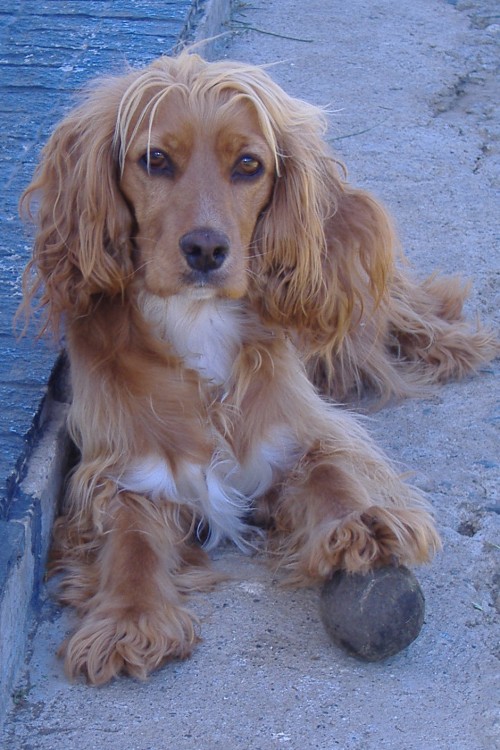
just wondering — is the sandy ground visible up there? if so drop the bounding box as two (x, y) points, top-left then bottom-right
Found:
(3, 1), (499, 748)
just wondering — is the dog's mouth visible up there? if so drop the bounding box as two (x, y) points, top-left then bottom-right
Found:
(181, 258), (233, 295)
(181, 271), (223, 296)
(181, 273), (247, 302)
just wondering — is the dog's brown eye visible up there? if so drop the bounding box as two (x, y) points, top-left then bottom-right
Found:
(233, 155), (263, 179)
(140, 149), (173, 176)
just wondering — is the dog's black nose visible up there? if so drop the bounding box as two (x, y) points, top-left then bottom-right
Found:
(179, 229), (229, 273)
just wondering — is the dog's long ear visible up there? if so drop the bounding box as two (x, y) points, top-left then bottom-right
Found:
(320, 184), (396, 348)
(20, 82), (134, 335)
(251, 95), (396, 348)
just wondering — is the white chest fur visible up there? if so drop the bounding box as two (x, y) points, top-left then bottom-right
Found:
(138, 292), (243, 384)
(116, 427), (299, 550)
(119, 293), (302, 547)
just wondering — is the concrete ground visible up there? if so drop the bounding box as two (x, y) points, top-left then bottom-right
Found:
(3, 0), (499, 748)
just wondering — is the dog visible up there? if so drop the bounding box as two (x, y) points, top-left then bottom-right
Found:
(21, 52), (497, 684)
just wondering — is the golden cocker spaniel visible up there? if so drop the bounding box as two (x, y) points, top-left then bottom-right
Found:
(21, 53), (497, 684)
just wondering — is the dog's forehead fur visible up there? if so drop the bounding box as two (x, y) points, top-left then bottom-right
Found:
(113, 53), (321, 172)
(122, 88), (273, 166)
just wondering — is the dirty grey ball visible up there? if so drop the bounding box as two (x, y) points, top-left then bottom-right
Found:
(320, 566), (425, 661)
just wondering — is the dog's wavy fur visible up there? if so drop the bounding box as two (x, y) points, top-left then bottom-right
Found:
(21, 53), (497, 684)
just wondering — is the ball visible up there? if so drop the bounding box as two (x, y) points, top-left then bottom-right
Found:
(320, 566), (425, 661)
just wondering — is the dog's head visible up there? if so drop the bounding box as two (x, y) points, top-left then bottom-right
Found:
(21, 53), (342, 333)
(116, 56), (279, 301)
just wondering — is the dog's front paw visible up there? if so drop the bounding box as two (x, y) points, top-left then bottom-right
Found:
(61, 605), (199, 684)
(301, 505), (440, 579)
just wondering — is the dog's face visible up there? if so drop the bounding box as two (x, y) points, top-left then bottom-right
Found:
(22, 54), (339, 333)
(119, 90), (276, 300)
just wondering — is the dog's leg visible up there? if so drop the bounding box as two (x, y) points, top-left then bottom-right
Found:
(57, 491), (206, 684)
(267, 409), (441, 583)
(387, 270), (499, 383)
(229, 333), (440, 583)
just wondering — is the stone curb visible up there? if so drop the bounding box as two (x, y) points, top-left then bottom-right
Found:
(0, 0), (232, 726)
(0, 363), (71, 723)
